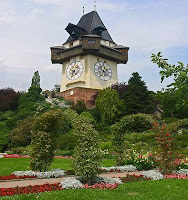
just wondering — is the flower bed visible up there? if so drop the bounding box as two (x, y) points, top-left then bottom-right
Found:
(101, 165), (137, 172)
(59, 177), (122, 189)
(120, 174), (151, 182)
(12, 169), (65, 179)
(0, 178), (120, 197)
(0, 183), (62, 197)
(143, 170), (163, 180)
(164, 174), (188, 179)
(0, 174), (36, 181)
(1, 154), (30, 158)
(0, 153), (73, 159)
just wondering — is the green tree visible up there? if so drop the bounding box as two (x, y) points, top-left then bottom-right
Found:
(123, 72), (155, 115)
(73, 117), (101, 185)
(18, 71), (44, 109)
(151, 52), (188, 89)
(151, 53), (188, 118)
(95, 87), (124, 125)
(156, 87), (188, 118)
(31, 71), (40, 88)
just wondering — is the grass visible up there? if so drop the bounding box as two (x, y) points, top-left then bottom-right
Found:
(1, 179), (188, 200)
(0, 158), (116, 176)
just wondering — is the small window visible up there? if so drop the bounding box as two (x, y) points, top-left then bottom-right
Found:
(122, 51), (126, 56)
(88, 40), (96, 44)
(69, 42), (73, 48)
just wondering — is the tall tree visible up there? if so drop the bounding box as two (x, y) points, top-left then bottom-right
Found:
(18, 71), (44, 108)
(95, 87), (124, 125)
(123, 72), (155, 115)
(31, 71), (40, 88)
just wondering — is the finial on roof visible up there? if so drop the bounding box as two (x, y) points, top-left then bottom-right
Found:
(94, 0), (97, 11)
(83, 6), (85, 16)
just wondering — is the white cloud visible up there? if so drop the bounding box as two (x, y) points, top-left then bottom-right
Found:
(30, 8), (44, 18)
(0, 0), (188, 91)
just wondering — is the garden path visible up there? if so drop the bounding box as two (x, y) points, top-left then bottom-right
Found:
(0, 171), (143, 189)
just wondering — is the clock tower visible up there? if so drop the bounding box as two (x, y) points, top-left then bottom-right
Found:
(50, 10), (129, 106)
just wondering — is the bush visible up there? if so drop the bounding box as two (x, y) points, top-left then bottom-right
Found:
(30, 109), (70, 172)
(153, 123), (177, 174)
(30, 131), (54, 172)
(115, 113), (155, 134)
(80, 112), (96, 125)
(71, 101), (87, 114)
(73, 117), (101, 185)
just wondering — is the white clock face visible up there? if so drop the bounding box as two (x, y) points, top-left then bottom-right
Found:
(66, 61), (84, 80)
(94, 61), (112, 81)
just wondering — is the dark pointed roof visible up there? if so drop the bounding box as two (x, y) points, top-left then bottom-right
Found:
(65, 11), (115, 44)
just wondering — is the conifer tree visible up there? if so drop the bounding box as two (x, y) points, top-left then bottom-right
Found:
(123, 72), (154, 115)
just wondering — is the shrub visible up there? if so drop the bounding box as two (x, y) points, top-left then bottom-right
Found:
(117, 113), (155, 133)
(30, 131), (54, 172)
(73, 117), (101, 185)
(30, 109), (69, 172)
(80, 111), (96, 125)
(153, 123), (177, 174)
(71, 101), (87, 114)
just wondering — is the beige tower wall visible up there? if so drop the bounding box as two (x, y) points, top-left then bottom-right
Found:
(60, 54), (118, 92)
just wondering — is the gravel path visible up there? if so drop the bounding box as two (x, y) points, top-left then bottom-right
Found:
(0, 171), (143, 189)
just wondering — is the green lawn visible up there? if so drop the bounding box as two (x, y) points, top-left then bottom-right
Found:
(0, 158), (116, 176)
(1, 179), (188, 200)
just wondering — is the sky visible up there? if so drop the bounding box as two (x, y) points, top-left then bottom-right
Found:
(0, 0), (188, 92)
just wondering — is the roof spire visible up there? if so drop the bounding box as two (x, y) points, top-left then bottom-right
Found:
(83, 6), (85, 16)
(94, 0), (97, 11)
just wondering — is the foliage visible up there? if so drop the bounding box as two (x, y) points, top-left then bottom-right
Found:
(123, 151), (158, 171)
(151, 52), (188, 89)
(123, 72), (155, 115)
(53, 84), (61, 92)
(31, 71), (40, 88)
(0, 88), (21, 112)
(113, 113), (155, 134)
(57, 132), (76, 152)
(80, 111), (96, 125)
(112, 114), (155, 166)
(0, 122), (10, 151)
(155, 87), (188, 118)
(111, 82), (129, 99)
(30, 110), (70, 172)
(167, 118), (188, 134)
(153, 123), (177, 174)
(71, 101), (87, 114)
(9, 119), (33, 148)
(30, 131), (55, 172)
(96, 87), (124, 125)
(73, 117), (101, 185)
